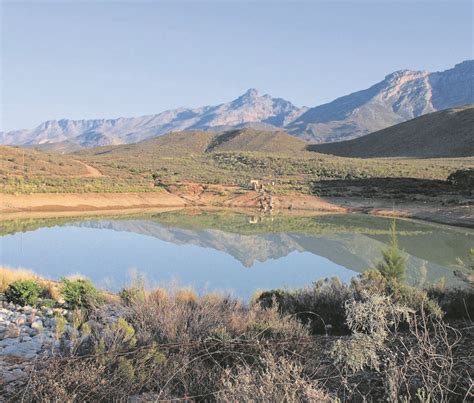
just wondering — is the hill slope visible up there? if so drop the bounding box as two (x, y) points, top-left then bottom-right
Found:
(309, 106), (474, 158)
(1, 61), (472, 148)
(0, 145), (89, 177)
(79, 128), (307, 158)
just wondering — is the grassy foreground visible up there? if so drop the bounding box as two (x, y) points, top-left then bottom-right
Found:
(1, 248), (473, 401)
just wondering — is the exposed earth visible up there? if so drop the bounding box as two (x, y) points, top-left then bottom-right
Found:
(1, 183), (472, 228)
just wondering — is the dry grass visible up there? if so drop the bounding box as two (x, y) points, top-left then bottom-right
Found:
(0, 266), (61, 301)
(1, 269), (472, 401)
(8, 284), (471, 402)
(0, 266), (38, 292)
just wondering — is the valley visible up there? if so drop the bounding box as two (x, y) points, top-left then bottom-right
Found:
(1, 120), (473, 227)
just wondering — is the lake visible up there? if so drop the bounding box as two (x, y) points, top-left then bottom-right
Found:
(1, 210), (472, 299)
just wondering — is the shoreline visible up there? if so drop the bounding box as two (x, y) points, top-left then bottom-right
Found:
(1, 191), (472, 228)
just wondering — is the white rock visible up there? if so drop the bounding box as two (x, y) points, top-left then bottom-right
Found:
(31, 320), (44, 335)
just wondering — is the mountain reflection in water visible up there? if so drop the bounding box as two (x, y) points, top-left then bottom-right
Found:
(1, 211), (472, 298)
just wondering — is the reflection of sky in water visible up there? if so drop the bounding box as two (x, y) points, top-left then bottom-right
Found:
(0, 226), (354, 299)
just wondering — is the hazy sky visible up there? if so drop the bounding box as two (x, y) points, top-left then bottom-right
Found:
(1, 0), (472, 131)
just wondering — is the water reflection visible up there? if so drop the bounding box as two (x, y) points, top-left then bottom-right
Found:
(1, 211), (472, 298)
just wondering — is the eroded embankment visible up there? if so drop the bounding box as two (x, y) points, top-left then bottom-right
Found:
(1, 190), (472, 228)
(0, 189), (347, 214)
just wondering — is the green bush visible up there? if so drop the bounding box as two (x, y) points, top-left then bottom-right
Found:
(4, 280), (43, 306)
(60, 278), (103, 309)
(376, 220), (406, 282)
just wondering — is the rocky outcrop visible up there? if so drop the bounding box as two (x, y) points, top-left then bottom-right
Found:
(0, 303), (61, 386)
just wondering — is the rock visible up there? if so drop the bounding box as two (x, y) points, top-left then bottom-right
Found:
(2, 368), (27, 383)
(27, 328), (37, 337)
(4, 323), (20, 338)
(0, 338), (18, 348)
(31, 320), (44, 334)
(3, 338), (42, 359)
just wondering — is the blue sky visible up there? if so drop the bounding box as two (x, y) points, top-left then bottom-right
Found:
(1, 0), (472, 131)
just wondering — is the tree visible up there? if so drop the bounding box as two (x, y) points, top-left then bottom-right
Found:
(376, 219), (406, 282)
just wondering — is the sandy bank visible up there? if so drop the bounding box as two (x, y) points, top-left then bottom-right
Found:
(1, 191), (471, 228)
(0, 192), (187, 213)
(0, 190), (346, 214)
(327, 197), (474, 228)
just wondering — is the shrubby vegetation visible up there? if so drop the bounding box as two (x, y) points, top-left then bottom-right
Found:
(4, 280), (44, 306)
(1, 225), (472, 401)
(2, 137), (473, 194)
(59, 278), (104, 309)
(6, 274), (470, 401)
(447, 167), (474, 191)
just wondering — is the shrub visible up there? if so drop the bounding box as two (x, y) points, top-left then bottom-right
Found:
(60, 278), (103, 309)
(353, 270), (443, 318)
(118, 286), (145, 305)
(255, 278), (352, 334)
(218, 350), (331, 401)
(1, 267), (35, 292)
(447, 168), (474, 190)
(376, 219), (406, 281)
(427, 287), (474, 320)
(4, 280), (43, 306)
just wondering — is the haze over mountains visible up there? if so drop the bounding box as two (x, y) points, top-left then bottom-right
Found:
(1, 60), (472, 149)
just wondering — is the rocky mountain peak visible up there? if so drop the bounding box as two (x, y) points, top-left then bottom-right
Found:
(383, 69), (428, 85)
(232, 88), (262, 106)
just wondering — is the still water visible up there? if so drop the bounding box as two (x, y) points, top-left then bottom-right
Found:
(1, 211), (472, 299)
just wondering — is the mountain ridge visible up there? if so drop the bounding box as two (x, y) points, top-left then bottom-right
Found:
(1, 60), (472, 148)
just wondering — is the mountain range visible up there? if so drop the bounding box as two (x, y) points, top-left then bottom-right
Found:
(1, 60), (472, 148)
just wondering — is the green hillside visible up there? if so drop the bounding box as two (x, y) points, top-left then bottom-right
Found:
(2, 127), (473, 194)
(206, 129), (307, 153)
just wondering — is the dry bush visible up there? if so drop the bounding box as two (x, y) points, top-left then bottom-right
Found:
(14, 290), (314, 401)
(331, 291), (468, 402)
(388, 313), (464, 402)
(126, 288), (309, 345)
(218, 350), (331, 402)
(8, 283), (473, 402)
(256, 277), (352, 334)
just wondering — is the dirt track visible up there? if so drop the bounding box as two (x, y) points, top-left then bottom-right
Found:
(74, 160), (103, 177)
